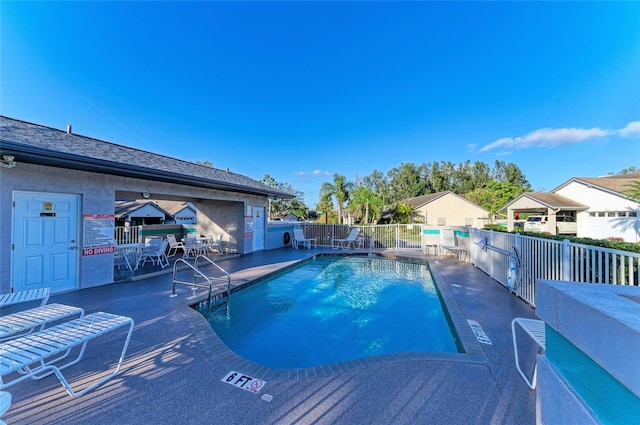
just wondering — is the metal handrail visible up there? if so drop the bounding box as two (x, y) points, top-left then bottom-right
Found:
(170, 259), (214, 318)
(195, 255), (232, 316)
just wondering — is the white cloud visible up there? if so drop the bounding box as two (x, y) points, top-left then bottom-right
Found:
(311, 169), (332, 176)
(617, 120), (640, 137)
(480, 126), (611, 152)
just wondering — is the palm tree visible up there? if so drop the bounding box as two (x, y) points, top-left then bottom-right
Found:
(391, 202), (418, 224)
(320, 174), (354, 224)
(349, 186), (383, 224)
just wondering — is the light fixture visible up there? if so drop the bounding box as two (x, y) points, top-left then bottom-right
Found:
(142, 192), (150, 199)
(0, 155), (16, 169)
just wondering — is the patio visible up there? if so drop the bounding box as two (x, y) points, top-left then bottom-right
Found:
(4, 248), (538, 424)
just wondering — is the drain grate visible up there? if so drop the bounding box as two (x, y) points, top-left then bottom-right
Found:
(467, 319), (492, 345)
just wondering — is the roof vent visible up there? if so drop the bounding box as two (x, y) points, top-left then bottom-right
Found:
(226, 167), (230, 173)
(66, 124), (72, 134)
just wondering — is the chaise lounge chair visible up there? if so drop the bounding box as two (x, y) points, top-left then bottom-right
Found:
(332, 228), (360, 250)
(0, 312), (134, 397)
(292, 227), (316, 249)
(439, 228), (467, 261)
(0, 288), (84, 342)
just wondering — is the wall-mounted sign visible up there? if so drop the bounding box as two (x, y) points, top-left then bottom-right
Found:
(83, 214), (115, 256)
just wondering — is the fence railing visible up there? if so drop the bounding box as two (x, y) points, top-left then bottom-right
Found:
(301, 223), (424, 250)
(470, 228), (640, 306)
(114, 226), (142, 245)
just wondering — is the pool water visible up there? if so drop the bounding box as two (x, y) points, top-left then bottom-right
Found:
(207, 256), (459, 369)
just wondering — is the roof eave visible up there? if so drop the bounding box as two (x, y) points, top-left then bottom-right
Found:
(1, 142), (293, 199)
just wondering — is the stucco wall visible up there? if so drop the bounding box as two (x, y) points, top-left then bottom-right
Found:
(418, 194), (489, 228)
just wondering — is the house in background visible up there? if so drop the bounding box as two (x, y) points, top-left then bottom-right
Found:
(392, 191), (490, 228)
(115, 200), (174, 226)
(502, 173), (640, 242)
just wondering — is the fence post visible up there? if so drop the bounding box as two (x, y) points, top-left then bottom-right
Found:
(562, 238), (571, 281)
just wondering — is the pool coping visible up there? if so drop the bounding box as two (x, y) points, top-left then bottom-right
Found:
(191, 252), (488, 381)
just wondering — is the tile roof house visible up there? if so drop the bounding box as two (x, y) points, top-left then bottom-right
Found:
(386, 191), (490, 228)
(501, 173), (640, 241)
(0, 115), (292, 294)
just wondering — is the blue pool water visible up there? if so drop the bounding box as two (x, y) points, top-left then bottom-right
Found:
(208, 256), (459, 369)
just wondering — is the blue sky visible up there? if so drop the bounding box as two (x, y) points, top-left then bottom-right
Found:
(2, 1), (639, 207)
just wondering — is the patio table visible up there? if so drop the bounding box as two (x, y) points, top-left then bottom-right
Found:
(115, 243), (146, 271)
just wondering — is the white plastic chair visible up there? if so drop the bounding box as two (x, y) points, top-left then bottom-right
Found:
(138, 239), (169, 269)
(439, 228), (467, 261)
(166, 234), (185, 257)
(207, 234), (223, 255)
(332, 228), (360, 250)
(292, 227), (316, 249)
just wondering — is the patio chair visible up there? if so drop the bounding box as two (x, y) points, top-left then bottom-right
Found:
(332, 228), (360, 250)
(167, 234), (185, 257)
(0, 303), (84, 341)
(138, 238), (170, 269)
(512, 318), (546, 389)
(0, 288), (50, 309)
(183, 234), (206, 258)
(439, 228), (467, 261)
(292, 227), (316, 249)
(114, 248), (133, 272)
(207, 234), (223, 255)
(0, 312), (134, 397)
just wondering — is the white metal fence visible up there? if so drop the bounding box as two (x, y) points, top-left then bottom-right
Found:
(470, 228), (640, 306)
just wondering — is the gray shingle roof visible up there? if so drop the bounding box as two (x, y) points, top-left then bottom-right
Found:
(0, 116), (292, 199)
(560, 173), (640, 195)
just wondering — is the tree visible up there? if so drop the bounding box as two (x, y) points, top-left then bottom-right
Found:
(466, 180), (527, 220)
(261, 174), (308, 220)
(362, 169), (391, 206)
(194, 160), (214, 167)
(320, 174), (354, 224)
(387, 163), (428, 202)
(316, 193), (336, 223)
(389, 202), (418, 224)
(624, 181), (640, 202)
(349, 186), (383, 224)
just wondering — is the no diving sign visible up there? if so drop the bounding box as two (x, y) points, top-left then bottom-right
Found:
(222, 371), (266, 394)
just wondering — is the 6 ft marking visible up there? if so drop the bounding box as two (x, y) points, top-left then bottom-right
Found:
(222, 371), (266, 394)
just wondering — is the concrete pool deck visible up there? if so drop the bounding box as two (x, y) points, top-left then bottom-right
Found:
(3, 248), (538, 424)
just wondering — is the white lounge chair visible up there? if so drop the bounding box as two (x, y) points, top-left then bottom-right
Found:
(439, 228), (467, 261)
(0, 312), (134, 397)
(512, 318), (546, 389)
(0, 303), (84, 341)
(332, 228), (360, 250)
(293, 227), (316, 249)
(0, 288), (50, 309)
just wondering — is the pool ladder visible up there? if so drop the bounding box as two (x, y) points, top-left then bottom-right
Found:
(171, 255), (232, 317)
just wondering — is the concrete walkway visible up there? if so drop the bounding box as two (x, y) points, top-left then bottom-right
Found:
(3, 249), (539, 425)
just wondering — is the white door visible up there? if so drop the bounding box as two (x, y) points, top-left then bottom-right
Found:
(12, 191), (80, 293)
(253, 207), (265, 251)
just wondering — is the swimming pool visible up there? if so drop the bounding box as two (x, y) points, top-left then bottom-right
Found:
(207, 256), (460, 369)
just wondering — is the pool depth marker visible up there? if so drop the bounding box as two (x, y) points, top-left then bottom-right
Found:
(467, 319), (492, 345)
(221, 371), (267, 394)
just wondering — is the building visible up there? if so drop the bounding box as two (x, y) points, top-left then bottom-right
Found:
(501, 173), (640, 242)
(0, 116), (292, 294)
(394, 191), (490, 228)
